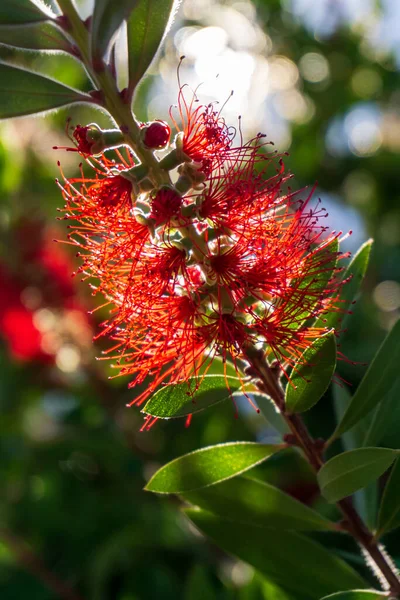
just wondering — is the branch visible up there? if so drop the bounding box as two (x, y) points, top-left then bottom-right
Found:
(245, 349), (400, 597)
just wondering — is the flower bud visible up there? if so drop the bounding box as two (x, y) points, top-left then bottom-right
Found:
(142, 120), (171, 149)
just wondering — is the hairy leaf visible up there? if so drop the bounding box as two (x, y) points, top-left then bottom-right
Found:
(142, 375), (240, 418)
(145, 442), (281, 494)
(333, 385), (378, 528)
(0, 62), (92, 118)
(127, 0), (177, 95)
(91, 0), (139, 61)
(253, 392), (290, 435)
(363, 377), (400, 448)
(318, 448), (398, 503)
(0, 21), (70, 52)
(0, 0), (54, 26)
(182, 475), (335, 531)
(332, 319), (400, 440)
(320, 592), (387, 599)
(185, 509), (367, 598)
(376, 457), (400, 538)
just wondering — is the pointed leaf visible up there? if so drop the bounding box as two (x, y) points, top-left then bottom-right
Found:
(91, 0), (139, 61)
(185, 509), (367, 599)
(0, 63), (92, 118)
(142, 375), (241, 419)
(321, 592), (387, 599)
(145, 442), (281, 494)
(332, 319), (400, 440)
(127, 0), (177, 95)
(252, 392), (290, 435)
(318, 448), (398, 503)
(182, 475), (335, 531)
(0, 22), (70, 51)
(285, 331), (336, 413)
(315, 239), (373, 333)
(257, 577), (298, 600)
(363, 377), (400, 448)
(333, 385), (368, 451)
(376, 457), (400, 537)
(0, 0), (54, 26)
(332, 385), (378, 528)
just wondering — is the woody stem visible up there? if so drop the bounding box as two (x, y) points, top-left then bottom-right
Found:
(245, 349), (400, 596)
(57, 0), (170, 188)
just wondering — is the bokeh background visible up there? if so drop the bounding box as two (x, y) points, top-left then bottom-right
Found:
(0, 0), (399, 598)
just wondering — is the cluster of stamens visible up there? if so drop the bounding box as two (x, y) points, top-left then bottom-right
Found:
(57, 86), (348, 429)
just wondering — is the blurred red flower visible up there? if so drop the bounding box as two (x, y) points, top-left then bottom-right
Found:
(0, 220), (92, 365)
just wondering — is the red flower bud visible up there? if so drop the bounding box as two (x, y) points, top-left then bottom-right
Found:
(143, 120), (171, 149)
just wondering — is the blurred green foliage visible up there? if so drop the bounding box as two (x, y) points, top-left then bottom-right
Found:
(0, 0), (399, 598)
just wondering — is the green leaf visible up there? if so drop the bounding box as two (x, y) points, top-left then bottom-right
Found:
(184, 565), (217, 600)
(184, 509), (367, 599)
(252, 392), (290, 435)
(244, 573), (296, 600)
(332, 385), (378, 528)
(0, 0), (54, 26)
(363, 377), (400, 448)
(288, 237), (339, 330)
(0, 22), (70, 52)
(285, 331), (336, 413)
(315, 239), (373, 333)
(318, 448), (398, 503)
(142, 375), (241, 419)
(145, 442), (281, 494)
(331, 319), (400, 440)
(320, 592), (387, 599)
(376, 457), (400, 537)
(182, 475), (335, 531)
(255, 577), (297, 600)
(127, 0), (176, 95)
(91, 0), (139, 61)
(333, 385), (367, 451)
(202, 357), (239, 378)
(0, 62), (92, 118)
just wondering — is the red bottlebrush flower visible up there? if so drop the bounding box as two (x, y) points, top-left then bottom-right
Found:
(143, 120), (171, 149)
(86, 174), (133, 212)
(253, 299), (328, 371)
(58, 92), (348, 424)
(170, 86), (235, 173)
(114, 299), (252, 418)
(197, 144), (288, 233)
(58, 149), (134, 224)
(150, 187), (182, 225)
